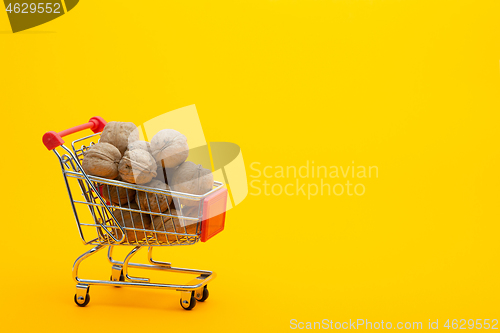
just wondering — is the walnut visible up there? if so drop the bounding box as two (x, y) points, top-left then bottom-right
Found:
(150, 129), (189, 168)
(127, 140), (151, 154)
(154, 162), (177, 185)
(181, 205), (199, 218)
(171, 161), (214, 206)
(118, 149), (157, 184)
(99, 121), (139, 155)
(100, 178), (136, 206)
(136, 179), (172, 213)
(81, 142), (121, 179)
(112, 203), (151, 243)
(150, 208), (199, 243)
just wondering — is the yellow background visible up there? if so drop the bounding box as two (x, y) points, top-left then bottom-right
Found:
(1, 0), (499, 331)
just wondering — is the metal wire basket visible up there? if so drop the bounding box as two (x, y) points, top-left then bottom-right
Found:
(65, 132), (225, 247)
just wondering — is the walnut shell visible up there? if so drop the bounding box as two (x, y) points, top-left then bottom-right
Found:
(150, 129), (189, 168)
(150, 208), (199, 243)
(181, 205), (199, 219)
(171, 161), (214, 206)
(174, 206), (200, 234)
(100, 179), (136, 206)
(100, 121), (140, 155)
(136, 179), (172, 213)
(118, 149), (157, 184)
(168, 196), (199, 213)
(112, 203), (151, 243)
(154, 162), (177, 185)
(127, 140), (151, 154)
(82, 142), (121, 179)
(169, 196), (182, 211)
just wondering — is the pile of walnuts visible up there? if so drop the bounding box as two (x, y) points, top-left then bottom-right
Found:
(81, 121), (214, 243)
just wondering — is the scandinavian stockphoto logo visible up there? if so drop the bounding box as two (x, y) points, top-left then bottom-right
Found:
(3, 0), (78, 33)
(141, 105), (248, 212)
(249, 161), (379, 199)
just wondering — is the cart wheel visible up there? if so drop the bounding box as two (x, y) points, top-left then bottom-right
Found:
(74, 293), (90, 307)
(180, 293), (197, 310)
(110, 272), (125, 282)
(111, 271), (125, 287)
(195, 286), (209, 302)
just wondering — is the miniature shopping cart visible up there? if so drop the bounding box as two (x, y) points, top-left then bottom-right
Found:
(42, 117), (227, 310)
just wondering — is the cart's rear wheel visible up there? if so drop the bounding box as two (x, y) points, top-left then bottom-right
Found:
(180, 292), (197, 310)
(195, 285), (209, 302)
(74, 293), (90, 307)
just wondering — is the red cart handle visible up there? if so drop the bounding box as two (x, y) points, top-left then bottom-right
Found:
(43, 116), (107, 150)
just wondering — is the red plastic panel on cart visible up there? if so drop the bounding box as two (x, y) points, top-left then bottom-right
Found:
(201, 188), (228, 242)
(98, 185), (111, 205)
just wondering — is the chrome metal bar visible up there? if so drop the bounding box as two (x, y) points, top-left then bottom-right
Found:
(122, 246), (150, 282)
(73, 244), (107, 282)
(107, 245), (212, 275)
(72, 275), (215, 291)
(83, 237), (99, 245)
(60, 145), (125, 243)
(66, 171), (224, 200)
(54, 149), (87, 244)
(148, 247), (171, 268)
(72, 200), (198, 221)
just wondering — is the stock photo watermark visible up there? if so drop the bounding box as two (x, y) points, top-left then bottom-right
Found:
(290, 318), (499, 330)
(249, 161), (379, 199)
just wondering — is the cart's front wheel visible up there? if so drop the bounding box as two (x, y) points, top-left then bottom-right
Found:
(74, 293), (90, 307)
(195, 285), (209, 302)
(180, 292), (196, 310)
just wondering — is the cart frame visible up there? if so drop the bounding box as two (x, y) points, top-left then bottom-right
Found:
(43, 116), (227, 310)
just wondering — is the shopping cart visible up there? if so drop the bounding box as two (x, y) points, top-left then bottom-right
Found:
(43, 117), (227, 310)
